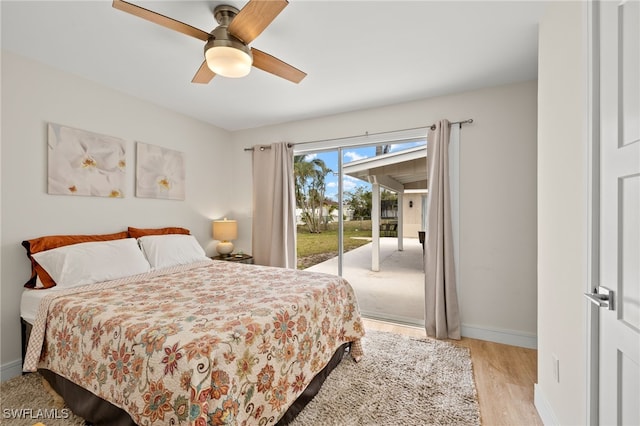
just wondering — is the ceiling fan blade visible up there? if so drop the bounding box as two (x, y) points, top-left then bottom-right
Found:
(113, 0), (210, 42)
(228, 0), (288, 44)
(251, 48), (306, 84)
(191, 61), (216, 84)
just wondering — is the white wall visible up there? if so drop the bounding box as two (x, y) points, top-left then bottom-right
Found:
(0, 52), (540, 378)
(0, 52), (233, 379)
(230, 80), (538, 347)
(402, 193), (423, 238)
(536, 2), (588, 424)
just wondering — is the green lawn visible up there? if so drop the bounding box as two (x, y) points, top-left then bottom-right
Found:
(296, 220), (375, 269)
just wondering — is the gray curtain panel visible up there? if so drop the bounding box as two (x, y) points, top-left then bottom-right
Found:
(251, 142), (297, 268)
(425, 120), (461, 339)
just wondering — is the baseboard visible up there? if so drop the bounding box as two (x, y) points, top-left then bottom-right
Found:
(534, 384), (560, 425)
(361, 311), (425, 328)
(1, 358), (23, 382)
(361, 314), (537, 349)
(461, 324), (538, 349)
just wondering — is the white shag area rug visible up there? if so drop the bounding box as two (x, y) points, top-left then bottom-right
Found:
(290, 329), (480, 426)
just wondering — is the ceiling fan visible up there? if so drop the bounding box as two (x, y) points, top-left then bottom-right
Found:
(112, 0), (306, 84)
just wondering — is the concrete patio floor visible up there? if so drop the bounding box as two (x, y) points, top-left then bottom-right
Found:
(305, 237), (425, 326)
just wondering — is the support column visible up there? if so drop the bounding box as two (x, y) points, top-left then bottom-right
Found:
(397, 192), (404, 251)
(372, 183), (380, 272)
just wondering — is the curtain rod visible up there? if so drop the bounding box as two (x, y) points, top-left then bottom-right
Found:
(243, 119), (473, 151)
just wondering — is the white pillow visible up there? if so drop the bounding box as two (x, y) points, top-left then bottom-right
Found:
(32, 238), (151, 288)
(137, 234), (208, 269)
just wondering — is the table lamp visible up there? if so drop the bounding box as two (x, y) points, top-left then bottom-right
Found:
(213, 218), (237, 257)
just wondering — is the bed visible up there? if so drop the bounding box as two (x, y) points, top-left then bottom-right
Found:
(21, 230), (364, 425)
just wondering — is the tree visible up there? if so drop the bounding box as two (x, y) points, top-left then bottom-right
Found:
(345, 187), (398, 220)
(323, 198), (338, 228)
(294, 155), (333, 233)
(344, 186), (372, 219)
(381, 189), (397, 201)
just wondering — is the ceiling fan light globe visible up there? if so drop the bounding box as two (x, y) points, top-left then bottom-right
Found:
(206, 46), (252, 78)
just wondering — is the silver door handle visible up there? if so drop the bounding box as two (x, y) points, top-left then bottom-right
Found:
(583, 286), (614, 310)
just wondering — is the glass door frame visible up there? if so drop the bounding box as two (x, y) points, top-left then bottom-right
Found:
(294, 135), (428, 276)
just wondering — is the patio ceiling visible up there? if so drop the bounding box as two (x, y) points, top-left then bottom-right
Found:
(343, 146), (427, 193)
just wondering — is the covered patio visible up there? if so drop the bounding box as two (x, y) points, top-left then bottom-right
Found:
(306, 237), (425, 326)
(343, 145), (427, 272)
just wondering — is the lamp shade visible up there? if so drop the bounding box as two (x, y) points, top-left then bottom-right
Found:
(213, 218), (238, 242)
(205, 45), (252, 78)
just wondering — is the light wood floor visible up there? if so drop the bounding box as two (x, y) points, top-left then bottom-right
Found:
(362, 318), (543, 426)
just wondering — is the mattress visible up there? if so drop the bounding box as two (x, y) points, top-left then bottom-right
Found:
(20, 288), (61, 324)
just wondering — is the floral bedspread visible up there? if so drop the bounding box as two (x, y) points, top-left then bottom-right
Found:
(24, 260), (365, 425)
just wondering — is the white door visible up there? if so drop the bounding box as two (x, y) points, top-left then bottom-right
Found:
(589, 1), (640, 424)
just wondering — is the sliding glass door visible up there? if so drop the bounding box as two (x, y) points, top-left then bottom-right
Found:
(339, 142), (426, 325)
(294, 137), (428, 326)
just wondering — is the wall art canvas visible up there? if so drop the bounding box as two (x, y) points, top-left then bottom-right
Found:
(48, 123), (126, 197)
(136, 142), (185, 200)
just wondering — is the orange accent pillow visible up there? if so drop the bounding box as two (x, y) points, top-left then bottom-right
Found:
(22, 231), (129, 289)
(127, 227), (190, 239)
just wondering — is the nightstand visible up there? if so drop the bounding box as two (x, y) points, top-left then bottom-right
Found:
(211, 254), (254, 264)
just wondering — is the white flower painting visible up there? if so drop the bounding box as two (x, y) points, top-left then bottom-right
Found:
(48, 123), (126, 197)
(136, 142), (185, 200)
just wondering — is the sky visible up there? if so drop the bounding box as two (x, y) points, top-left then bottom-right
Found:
(302, 141), (426, 201)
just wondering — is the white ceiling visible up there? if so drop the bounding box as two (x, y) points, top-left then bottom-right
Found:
(1, 1), (548, 131)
